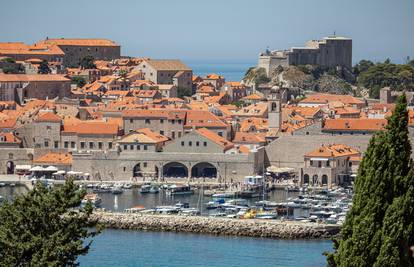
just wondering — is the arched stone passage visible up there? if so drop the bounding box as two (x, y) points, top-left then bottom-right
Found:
(191, 162), (217, 178)
(163, 162), (188, 178)
(303, 174), (309, 184)
(133, 163), (142, 177)
(312, 175), (318, 185)
(322, 175), (328, 185)
(6, 161), (14, 174)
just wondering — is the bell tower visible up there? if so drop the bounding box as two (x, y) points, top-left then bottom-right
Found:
(267, 89), (282, 131)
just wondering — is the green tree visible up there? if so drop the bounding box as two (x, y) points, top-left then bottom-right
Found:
(71, 76), (86, 88)
(38, 60), (51, 74)
(326, 95), (414, 266)
(79, 55), (96, 69)
(1, 57), (15, 63)
(0, 179), (99, 266)
(177, 86), (192, 99)
(353, 59), (374, 75)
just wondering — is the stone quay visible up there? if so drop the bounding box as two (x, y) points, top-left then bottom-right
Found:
(90, 212), (341, 239)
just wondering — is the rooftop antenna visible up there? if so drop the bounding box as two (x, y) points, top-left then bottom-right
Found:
(333, 31), (336, 37)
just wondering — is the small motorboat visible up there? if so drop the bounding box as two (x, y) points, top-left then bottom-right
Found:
(139, 184), (151, 193)
(82, 193), (102, 207)
(0, 182), (6, 187)
(166, 185), (194, 195)
(149, 186), (159, 194)
(111, 186), (123, 194)
(123, 183), (133, 189)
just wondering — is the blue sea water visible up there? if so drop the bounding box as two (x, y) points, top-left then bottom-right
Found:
(79, 229), (332, 267)
(186, 60), (256, 82)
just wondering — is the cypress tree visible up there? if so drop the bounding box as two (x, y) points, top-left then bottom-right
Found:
(0, 179), (99, 266)
(327, 95), (414, 266)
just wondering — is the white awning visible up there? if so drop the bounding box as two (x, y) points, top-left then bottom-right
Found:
(310, 158), (329, 161)
(266, 166), (295, 173)
(44, 166), (58, 172)
(30, 166), (45, 171)
(15, 165), (32, 170)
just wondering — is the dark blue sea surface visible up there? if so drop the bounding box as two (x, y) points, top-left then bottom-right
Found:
(186, 60), (256, 82)
(79, 229), (332, 267)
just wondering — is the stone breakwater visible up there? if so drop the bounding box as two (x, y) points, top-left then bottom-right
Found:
(91, 212), (341, 239)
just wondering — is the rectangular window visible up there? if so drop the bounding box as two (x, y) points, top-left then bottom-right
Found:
(189, 141), (192, 146)
(109, 142), (113, 149)
(171, 131), (175, 139)
(81, 142), (85, 149)
(318, 161), (322, 168)
(160, 130), (164, 135)
(218, 132), (223, 137)
(178, 132), (182, 138)
(196, 141), (200, 146)
(44, 141), (49, 147)
(71, 142), (75, 148)
(89, 142), (94, 149)
(160, 119), (164, 124)
(137, 145), (141, 150)
(124, 145), (127, 150)
(144, 145), (148, 150)
(143, 162), (147, 167)
(54, 141), (59, 148)
(171, 119), (175, 124)
(181, 141), (184, 146)
(64, 141), (69, 148)
(130, 119), (133, 123)
(145, 119), (150, 124)
(46, 125), (51, 130)
(203, 142), (207, 147)
(130, 145), (134, 150)
(99, 142), (103, 149)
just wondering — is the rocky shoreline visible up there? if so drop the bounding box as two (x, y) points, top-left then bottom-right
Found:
(91, 212), (341, 239)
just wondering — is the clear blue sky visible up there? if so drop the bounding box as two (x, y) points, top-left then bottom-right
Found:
(1, 0), (413, 64)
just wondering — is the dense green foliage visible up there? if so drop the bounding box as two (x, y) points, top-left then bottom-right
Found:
(326, 95), (414, 267)
(38, 60), (51, 74)
(0, 179), (99, 266)
(79, 55), (96, 69)
(1, 57), (16, 63)
(177, 86), (192, 98)
(357, 60), (414, 98)
(71, 76), (86, 88)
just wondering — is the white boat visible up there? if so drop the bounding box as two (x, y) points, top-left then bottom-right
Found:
(255, 212), (278, 219)
(167, 185), (194, 195)
(0, 182), (6, 187)
(123, 183), (133, 189)
(179, 208), (200, 216)
(212, 192), (235, 198)
(82, 193), (102, 207)
(139, 184), (151, 193)
(149, 186), (159, 194)
(111, 186), (123, 194)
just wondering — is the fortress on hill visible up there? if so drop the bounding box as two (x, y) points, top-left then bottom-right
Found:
(258, 36), (352, 76)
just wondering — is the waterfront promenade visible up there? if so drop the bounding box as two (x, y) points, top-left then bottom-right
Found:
(91, 211), (340, 239)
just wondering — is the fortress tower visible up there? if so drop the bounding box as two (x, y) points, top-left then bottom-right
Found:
(267, 88), (282, 131)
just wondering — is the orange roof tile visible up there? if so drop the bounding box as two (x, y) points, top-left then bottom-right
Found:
(0, 74), (69, 82)
(0, 132), (21, 144)
(185, 110), (227, 128)
(37, 38), (119, 47)
(300, 93), (364, 106)
(36, 112), (62, 123)
(323, 118), (387, 132)
(63, 121), (119, 135)
(196, 128), (234, 151)
(305, 144), (360, 158)
(33, 152), (72, 165)
(233, 132), (266, 144)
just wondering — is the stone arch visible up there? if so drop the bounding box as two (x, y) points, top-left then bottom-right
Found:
(163, 162), (188, 178)
(322, 174), (328, 185)
(133, 163), (142, 177)
(6, 161), (14, 174)
(312, 174), (318, 185)
(191, 162), (217, 178)
(303, 174), (309, 184)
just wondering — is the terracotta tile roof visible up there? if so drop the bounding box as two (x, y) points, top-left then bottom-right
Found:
(323, 118), (387, 132)
(225, 81), (242, 87)
(120, 128), (169, 144)
(238, 145), (250, 154)
(305, 144), (360, 158)
(35, 112), (62, 123)
(0, 118), (17, 129)
(37, 38), (119, 47)
(63, 121), (119, 135)
(122, 109), (187, 120)
(144, 59), (191, 71)
(0, 132), (21, 144)
(0, 43), (64, 56)
(241, 93), (264, 101)
(185, 110), (227, 128)
(0, 74), (70, 82)
(205, 73), (224, 80)
(33, 152), (72, 165)
(334, 107), (361, 115)
(233, 132), (266, 144)
(409, 110), (414, 127)
(234, 102), (267, 117)
(240, 117), (268, 132)
(196, 128), (234, 151)
(300, 93), (364, 106)
(284, 106), (322, 119)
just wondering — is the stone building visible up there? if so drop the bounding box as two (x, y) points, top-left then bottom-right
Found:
(0, 74), (71, 103)
(0, 42), (64, 63)
(135, 59), (192, 90)
(35, 38), (121, 67)
(258, 36), (352, 77)
(300, 144), (361, 188)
